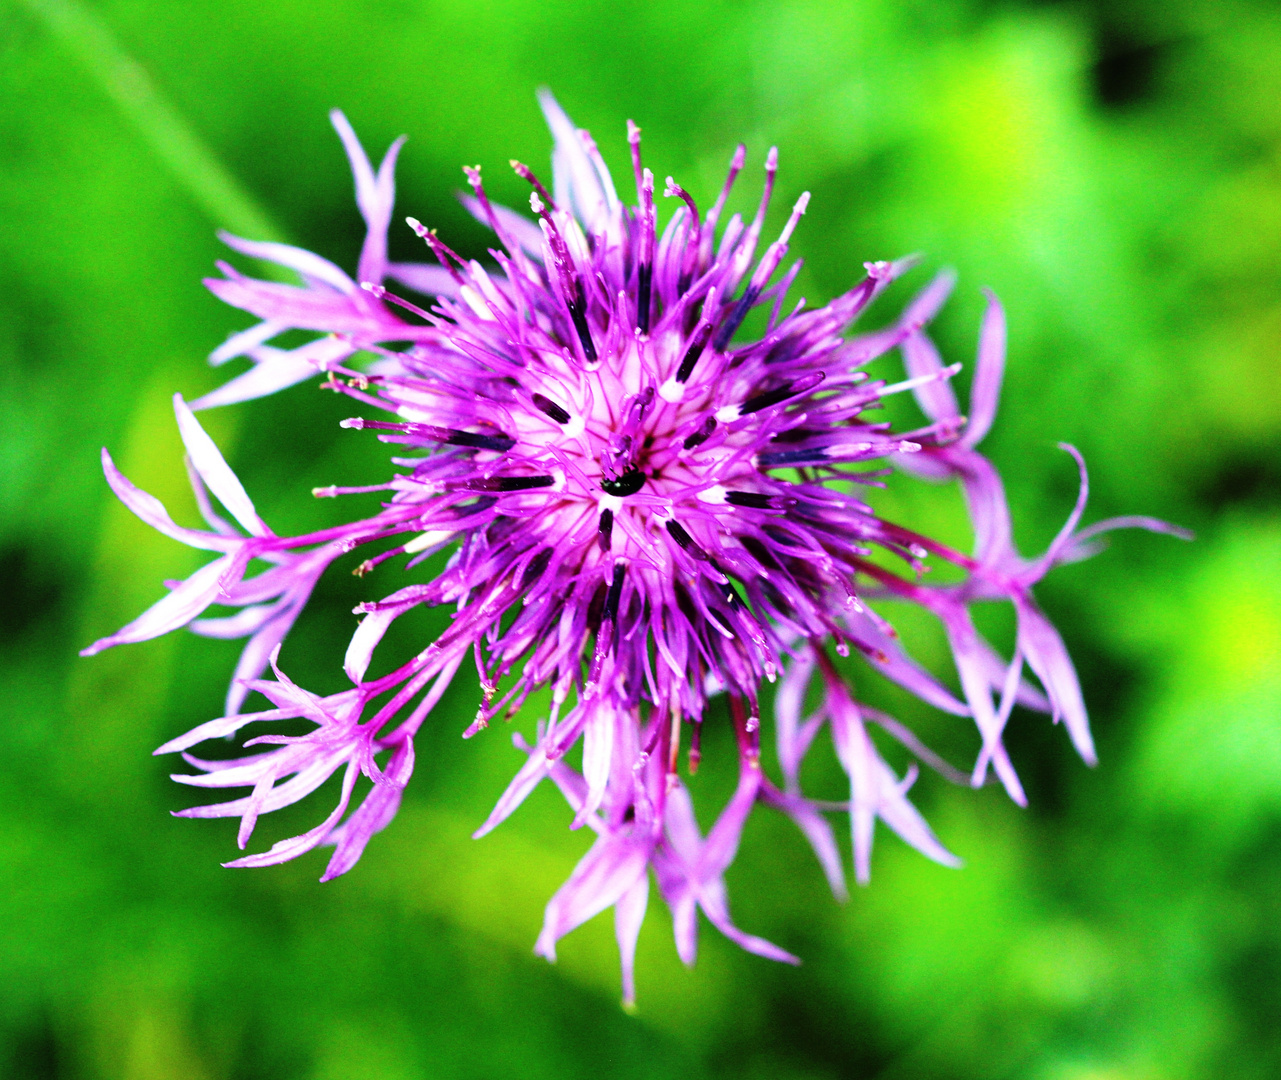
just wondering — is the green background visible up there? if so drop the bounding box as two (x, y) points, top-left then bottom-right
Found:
(2, 0), (1280, 1076)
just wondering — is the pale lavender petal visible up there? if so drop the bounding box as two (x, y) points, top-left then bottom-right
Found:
(903, 331), (961, 426)
(1057, 515), (1194, 564)
(954, 449), (1014, 566)
(457, 195), (545, 256)
(1021, 444), (1090, 583)
(225, 600), (307, 716)
(99, 449), (235, 553)
(321, 737), (415, 881)
(204, 273), (387, 336)
(80, 554), (234, 656)
(972, 634), (1050, 713)
(210, 319), (286, 366)
(154, 708), (268, 755)
(760, 784), (847, 900)
(223, 761), (360, 868)
(1016, 597), (1096, 765)
(220, 232), (355, 294)
(173, 395), (269, 537)
(844, 608), (970, 716)
(614, 873), (650, 1007)
(898, 268), (957, 335)
(191, 337), (354, 410)
(945, 618), (1027, 805)
(533, 834), (649, 960)
(190, 603), (278, 640)
(873, 758), (963, 869)
(344, 584), (433, 684)
(385, 262), (461, 297)
(472, 742), (555, 839)
(962, 288), (1005, 448)
(538, 89), (613, 232)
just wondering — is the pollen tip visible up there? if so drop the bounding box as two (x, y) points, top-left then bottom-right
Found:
(405, 216), (427, 236)
(339, 417), (365, 429)
(311, 485), (337, 498)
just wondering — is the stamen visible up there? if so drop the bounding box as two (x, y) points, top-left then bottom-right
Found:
(405, 218), (467, 287)
(682, 416), (717, 450)
(340, 417), (515, 452)
(725, 491), (778, 509)
(703, 144), (747, 263)
(361, 281), (434, 323)
(664, 176), (702, 293)
(529, 192), (598, 364)
(464, 475), (555, 492)
(603, 562), (626, 624)
(665, 520), (707, 560)
(636, 169), (655, 334)
(463, 165), (524, 265)
(510, 159), (555, 210)
(727, 372), (825, 419)
(531, 392), (572, 424)
(598, 508), (614, 552)
(675, 322), (712, 383)
(688, 718), (702, 774)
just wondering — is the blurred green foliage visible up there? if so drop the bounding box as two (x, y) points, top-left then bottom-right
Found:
(1, 0), (1279, 1076)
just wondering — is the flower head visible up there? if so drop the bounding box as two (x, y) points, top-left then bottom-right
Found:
(84, 92), (1187, 1004)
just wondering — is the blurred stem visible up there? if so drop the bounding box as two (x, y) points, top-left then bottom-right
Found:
(21, 0), (286, 247)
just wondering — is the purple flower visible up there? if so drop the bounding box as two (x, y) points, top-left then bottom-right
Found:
(84, 93), (1188, 1004)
